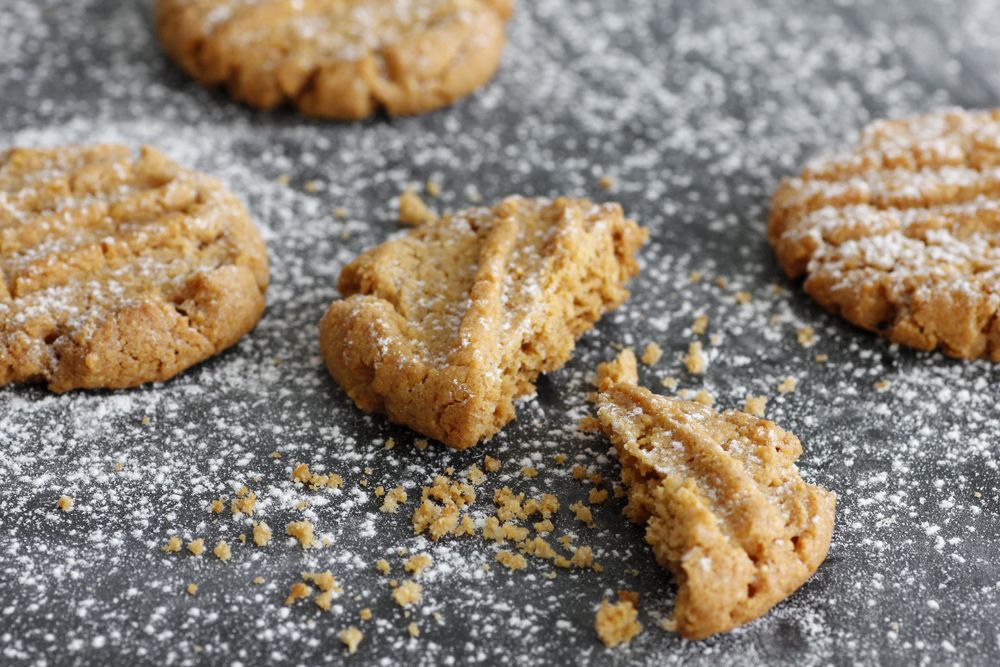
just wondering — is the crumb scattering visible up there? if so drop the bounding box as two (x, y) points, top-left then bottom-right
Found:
(640, 342), (663, 365)
(213, 540), (231, 562)
(286, 520), (316, 549)
(595, 599), (643, 647)
(683, 341), (707, 374)
(393, 580), (423, 607)
(252, 521), (272, 547)
(339, 626), (364, 654)
(186, 539), (205, 557)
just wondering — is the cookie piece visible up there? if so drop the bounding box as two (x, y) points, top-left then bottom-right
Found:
(594, 351), (835, 640)
(319, 197), (648, 449)
(769, 108), (1000, 360)
(0, 144), (269, 392)
(155, 0), (514, 120)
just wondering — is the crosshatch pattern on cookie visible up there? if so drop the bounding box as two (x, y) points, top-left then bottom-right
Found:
(769, 109), (1000, 360)
(0, 144), (269, 392)
(155, 0), (515, 119)
(594, 350), (836, 640)
(319, 196), (648, 449)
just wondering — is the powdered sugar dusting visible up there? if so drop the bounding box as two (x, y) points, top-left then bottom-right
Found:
(1, 0), (999, 665)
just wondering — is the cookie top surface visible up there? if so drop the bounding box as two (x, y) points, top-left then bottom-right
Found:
(319, 196), (648, 449)
(595, 351), (836, 640)
(0, 144), (269, 392)
(769, 108), (1000, 360)
(155, 0), (514, 119)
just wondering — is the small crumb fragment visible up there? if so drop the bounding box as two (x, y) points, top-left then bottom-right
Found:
(692, 389), (714, 406)
(286, 520), (315, 549)
(683, 342), (707, 375)
(426, 178), (441, 198)
(162, 536), (182, 553)
(380, 486), (408, 513)
(407, 622), (420, 638)
(496, 550), (527, 571)
(284, 582), (312, 606)
(340, 626), (364, 654)
(715, 276), (728, 288)
(415, 438), (429, 450)
(815, 353), (829, 363)
(569, 501), (595, 527)
(777, 377), (798, 394)
(275, 174), (291, 186)
(213, 540), (231, 562)
(553, 453), (567, 465)
(588, 488), (609, 505)
(187, 539), (205, 557)
(595, 599), (642, 647)
(735, 290), (752, 304)
(393, 580), (423, 607)
(691, 314), (709, 335)
(376, 559), (391, 574)
(640, 342), (663, 365)
(598, 175), (617, 191)
(399, 188), (435, 226)
(796, 326), (816, 346)
(252, 521), (272, 547)
(303, 179), (321, 193)
(403, 554), (432, 576)
(253, 576), (265, 585)
(484, 456), (501, 473)
(744, 395), (768, 417)
(333, 207), (349, 219)
(533, 519), (554, 534)
(466, 464), (485, 485)
(360, 608), (373, 621)
(874, 379), (892, 392)
(521, 466), (538, 479)
(186, 583), (198, 596)
(229, 486), (256, 516)
(57, 495), (74, 512)
(303, 571), (341, 594)
(688, 271), (702, 283)
(570, 546), (594, 568)
(660, 376), (678, 391)
(210, 498), (225, 514)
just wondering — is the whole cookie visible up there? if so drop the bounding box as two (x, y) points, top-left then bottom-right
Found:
(0, 144), (269, 392)
(594, 350), (836, 640)
(319, 196), (648, 449)
(769, 109), (1000, 360)
(155, 0), (514, 120)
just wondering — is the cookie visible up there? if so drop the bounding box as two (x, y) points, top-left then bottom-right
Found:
(593, 350), (835, 640)
(769, 108), (1000, 360)
(0, 144), (269, 392)
(155, 0), (514, 120)
(318, 196), (648, 449)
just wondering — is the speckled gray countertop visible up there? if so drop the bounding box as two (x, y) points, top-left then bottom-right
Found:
(1, 1), (999, 665)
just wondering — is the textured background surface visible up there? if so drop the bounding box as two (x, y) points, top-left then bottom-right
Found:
(1, 1), (999, 665)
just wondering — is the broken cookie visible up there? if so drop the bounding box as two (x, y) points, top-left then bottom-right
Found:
(319, 196), (647, 449)
(593, 350), (835, 640)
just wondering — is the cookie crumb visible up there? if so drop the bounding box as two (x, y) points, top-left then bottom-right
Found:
(393, 580), (423, 607)
(380, 486), (408, 513)
(360, 608), (373, 621)
(683, 342), (707, 375)
(213, 540), (231, 562)
(186, 583), (198, 596)
(252, 521), (272, 547)
(796, 327), (816, 346)
(339, 626), (364, 654)
(284, 582), (312, 606)
(777, 377), (798, 394)
(303, 179), (322, 193)
(715, 276), (728, 289)
(399, 188), (436, 226)
(187, 539), (205, 557)
(688, 271), (702, 283)
(407, 622), (420, 638)
(874, 379), (892, 392)
(252, 576), (265, 585)
(484, 456), (502, 473)
(403, 554), (432, 576)
(735, 290), (752, 304)
(588, 488), (609, 505)
(162, 536), (182, 553)
(376, 559), (391, 574)
(569, 501), (595, 527)
(426, 178), (442, 198)
(640, 342), (663, 365)
(553, 453), (567, 465)
(692, 389), (714, 406)
(815, 353), (829, 363)
(521, 466), (538, 479)
(598, 175), (617, 191)
(691, 314), (709, 335)
(496, 551), (528, 571)
(744, 395), (768, 417)
(286, 520), (315, 549)
(660, 376), (678, 391)
(595, 599), (642, 647)
(333, 207), (349, 219)
(57, 495), (74, 512)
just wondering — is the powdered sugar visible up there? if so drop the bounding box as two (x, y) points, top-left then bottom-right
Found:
(2, 0), (999, 665)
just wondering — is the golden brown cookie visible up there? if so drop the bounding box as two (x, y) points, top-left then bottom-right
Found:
(0, 144), (269, 392)
(594, 350), (836, 640)
(319, 196), (648, 449)
(155, 0), (515, 120)
(769, 108), (1000, 360)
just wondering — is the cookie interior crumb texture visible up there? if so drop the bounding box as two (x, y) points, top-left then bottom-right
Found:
(0, 144), (269, 392)
(154, 0), (515, 120)
(319, 196), (648, 449)
(594, 351), (836, 639)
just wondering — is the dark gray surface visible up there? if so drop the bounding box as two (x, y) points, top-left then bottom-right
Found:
(1, 1), (999, 665)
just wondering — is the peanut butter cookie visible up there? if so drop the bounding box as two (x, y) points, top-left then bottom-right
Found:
(319, 197), (648, 449)
(594, 350), (835, 640)
(155, 0), (514, 120)
(0, 144), (269, 392)
(770, 108), (1000, 360)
